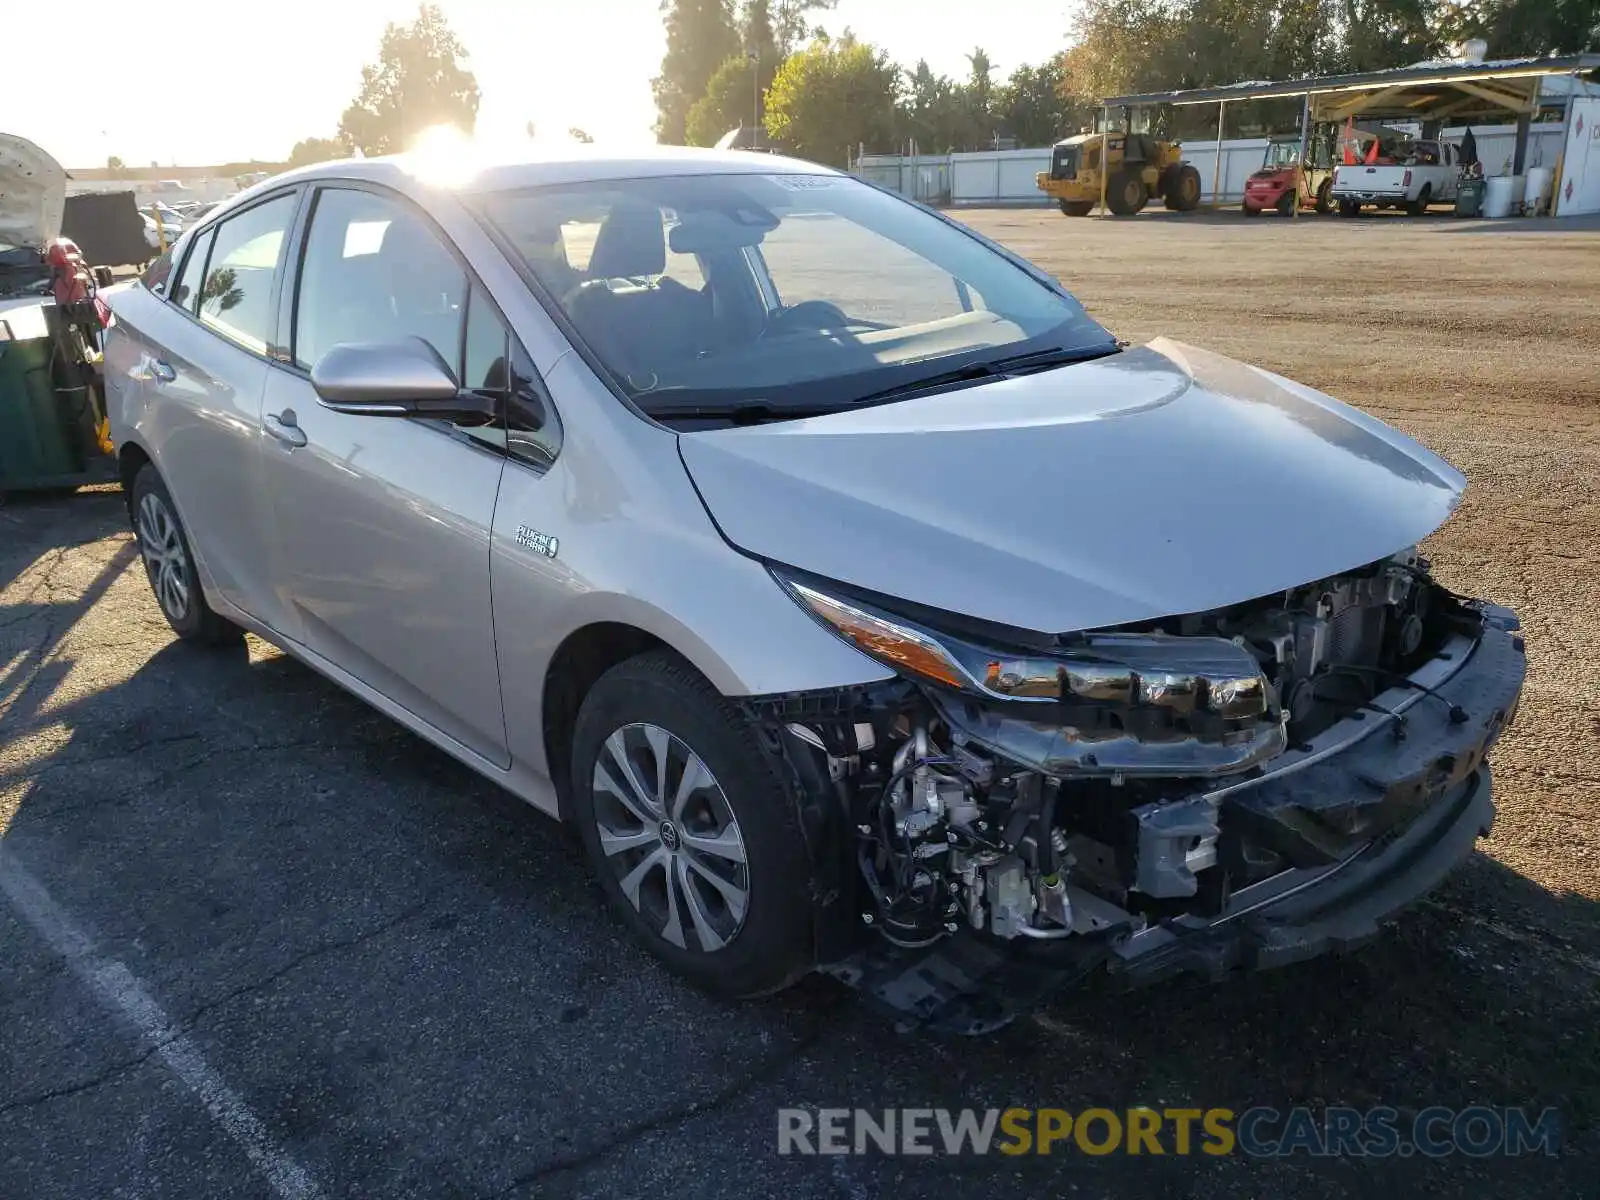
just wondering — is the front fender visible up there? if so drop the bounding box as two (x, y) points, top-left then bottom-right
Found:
(486, 354), (894, 781)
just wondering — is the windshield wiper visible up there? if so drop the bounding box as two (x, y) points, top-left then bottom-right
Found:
(843, 343), (1120, 408)
(646, 344), (1121, 426)
(648, 401), (842, 426)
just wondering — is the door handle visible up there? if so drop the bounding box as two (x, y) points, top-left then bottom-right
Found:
(147, 357), (176, 382)
(264, 410), (308, 448)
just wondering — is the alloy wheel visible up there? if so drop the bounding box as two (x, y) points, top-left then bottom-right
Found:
(137, 491), (190, 622)
(591, 722), (749, 953)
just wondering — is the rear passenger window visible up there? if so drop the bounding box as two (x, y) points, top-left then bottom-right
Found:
(294, 188), (466, 372)
(169, 228), (213, 313)
(198, 194), (296, 354)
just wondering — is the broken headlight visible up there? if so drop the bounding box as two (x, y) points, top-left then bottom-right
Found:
(776, 572), (1285, 778)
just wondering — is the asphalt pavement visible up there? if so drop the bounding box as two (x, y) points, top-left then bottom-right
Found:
(1, 487), (1595, 1199)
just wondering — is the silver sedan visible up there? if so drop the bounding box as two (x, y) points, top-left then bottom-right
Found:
(104, 148), (1523, 1028)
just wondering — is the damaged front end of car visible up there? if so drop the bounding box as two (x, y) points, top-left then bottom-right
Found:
(745, 551), (1525, 1033)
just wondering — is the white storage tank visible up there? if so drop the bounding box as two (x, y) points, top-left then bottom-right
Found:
(1484, 175), (1523, 219)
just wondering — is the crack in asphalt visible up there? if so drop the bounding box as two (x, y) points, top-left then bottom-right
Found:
(0, 542), (140, 728)
(483, 994), (843, 1198)
(0, 891), (442, 1117)
(4, 730), (209, 771)
(6, 737), (338, 821)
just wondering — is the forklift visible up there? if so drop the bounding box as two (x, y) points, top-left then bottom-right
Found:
(0, 134), (117, 504)
(1241, 131), (1338, 216)
(1240, 123), (1399, 217)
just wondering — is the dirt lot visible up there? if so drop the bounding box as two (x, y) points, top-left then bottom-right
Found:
(2, 209), (1598, 1199)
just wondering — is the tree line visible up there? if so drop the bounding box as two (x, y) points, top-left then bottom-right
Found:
(267, 0), (1596, 173)
(656, 0), (1085, 162)
(657, 0), (1599, 165)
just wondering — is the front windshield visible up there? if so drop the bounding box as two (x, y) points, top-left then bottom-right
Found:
(1265, 141), (1301, 168)
(478, 172), (1111, 417)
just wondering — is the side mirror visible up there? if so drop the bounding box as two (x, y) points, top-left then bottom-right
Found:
(310, 337), (494, 423)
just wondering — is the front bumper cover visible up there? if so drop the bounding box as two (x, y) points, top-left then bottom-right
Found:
(822, 611), (1526, 1034)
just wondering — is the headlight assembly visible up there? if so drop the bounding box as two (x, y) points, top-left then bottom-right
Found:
(776, 572), (1271, 722)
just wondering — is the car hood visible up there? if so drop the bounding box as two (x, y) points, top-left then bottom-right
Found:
(0, 134), (65, 249)
(677, 339), (1466, 635)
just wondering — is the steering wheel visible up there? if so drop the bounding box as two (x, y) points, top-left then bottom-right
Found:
(760, 299), (851, 339)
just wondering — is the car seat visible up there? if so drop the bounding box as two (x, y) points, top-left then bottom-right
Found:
(563, 201), (715, 378)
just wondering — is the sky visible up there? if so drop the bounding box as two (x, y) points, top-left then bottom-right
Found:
(5, 0), (1077, 168)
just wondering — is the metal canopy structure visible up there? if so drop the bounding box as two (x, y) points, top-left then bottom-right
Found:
(1095, 54), (1600, 216)
(1100, 54), (1600, 122)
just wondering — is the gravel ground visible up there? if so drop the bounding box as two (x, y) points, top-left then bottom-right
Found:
(1, 208), (1596, 1199)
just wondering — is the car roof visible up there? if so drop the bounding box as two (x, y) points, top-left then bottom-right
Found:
(244, 145), (841, 204)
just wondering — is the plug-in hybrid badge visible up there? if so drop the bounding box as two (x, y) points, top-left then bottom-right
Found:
(515, 525), (559, 559)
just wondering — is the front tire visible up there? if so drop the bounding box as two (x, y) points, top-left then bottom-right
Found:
(129, 465), (242, 645)
(1315, 179), (1333, 214)
(570, 651), (814, 998)
(1107, 167), (1147, 216)
(1163, 164), (1202, 211)
(1059, 199), (1095, 217)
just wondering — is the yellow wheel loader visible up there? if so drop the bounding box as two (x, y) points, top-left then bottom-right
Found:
(1035, 132), (1202, 217)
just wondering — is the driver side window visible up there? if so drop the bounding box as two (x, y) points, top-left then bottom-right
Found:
(294, 188), (466, 373)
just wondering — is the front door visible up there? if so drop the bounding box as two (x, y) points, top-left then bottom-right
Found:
(258, 185), (509, 766)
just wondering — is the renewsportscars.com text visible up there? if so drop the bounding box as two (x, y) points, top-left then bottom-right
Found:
(776, 1106), (1561, 1158)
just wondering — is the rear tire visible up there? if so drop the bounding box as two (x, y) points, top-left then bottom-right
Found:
(1059, 200), (1095, 217)
(1241, 203), (1261, 217)
(1162, 164), (1202, 212)
(129, 465), (243, 646)
(1315, 179), (1334, 214)
(1275, 189), (1295, 216)
(1406, 184), (1433, 217)
(1107, 167), (1147, 216)
(570, 651), (815, 999)
(1339, 198), (1361, 217)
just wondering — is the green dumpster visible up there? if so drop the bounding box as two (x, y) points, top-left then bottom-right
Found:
(0, 305), (107, 498)
(1455, 178), (1486, 218)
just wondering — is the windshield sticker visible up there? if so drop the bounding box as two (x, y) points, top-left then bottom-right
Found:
(771, 175), (838, 190)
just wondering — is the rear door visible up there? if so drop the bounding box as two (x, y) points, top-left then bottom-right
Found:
(257, 183), (510, 766)
(124, 190), (303, 632)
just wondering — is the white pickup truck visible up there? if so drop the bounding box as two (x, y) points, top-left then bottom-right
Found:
(1332, 140), (1460, 216)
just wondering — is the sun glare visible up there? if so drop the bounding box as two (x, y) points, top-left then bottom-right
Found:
(401, 119), (648, 185)
(401, 123), (486, 187)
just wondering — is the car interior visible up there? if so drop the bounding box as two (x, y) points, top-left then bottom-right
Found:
(561, 200), (725, 375)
